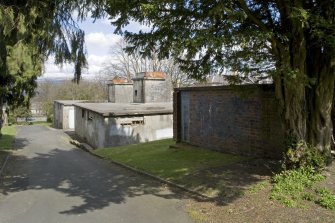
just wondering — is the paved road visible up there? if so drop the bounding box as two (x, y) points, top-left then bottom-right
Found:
(0, 126), (192, 223)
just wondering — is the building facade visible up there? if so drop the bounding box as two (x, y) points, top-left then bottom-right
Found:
(75, 102), (173, 148)
(54, 100), (86, 130)
(107, 78), (133, 103)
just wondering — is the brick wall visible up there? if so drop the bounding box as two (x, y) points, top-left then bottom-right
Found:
(174, 85), (285, 159)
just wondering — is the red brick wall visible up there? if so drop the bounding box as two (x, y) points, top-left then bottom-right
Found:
(174, 85), (285, 159)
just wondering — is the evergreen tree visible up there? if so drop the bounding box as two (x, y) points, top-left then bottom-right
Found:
(106, 0), (335, 164)
(0, 0), (105, 133)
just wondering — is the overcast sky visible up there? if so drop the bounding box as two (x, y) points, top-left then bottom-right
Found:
(42, 17), (150, 80)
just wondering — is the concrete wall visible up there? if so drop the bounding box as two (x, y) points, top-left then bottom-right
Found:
(133, 80), (144, 103)
(133, 79), (172, 103)
(143, 79), (172, 103)
(108, 84), (133, 103)
(174, 85), (285, 159)
(53, 102), (63, 129)
(53, 101), (75, 130)
(75, 106), (173, 148)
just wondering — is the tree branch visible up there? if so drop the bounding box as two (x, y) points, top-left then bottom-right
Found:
(237, 0), (270, 32)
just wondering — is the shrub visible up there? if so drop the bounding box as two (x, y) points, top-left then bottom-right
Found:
(284, 140), (329, 170)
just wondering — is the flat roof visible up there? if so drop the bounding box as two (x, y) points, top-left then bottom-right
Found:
(175, 84), (274, 91)
(74, 102), (173, 117)
(54, 100), (87, 106)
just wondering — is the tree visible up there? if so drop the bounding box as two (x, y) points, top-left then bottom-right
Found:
(33, 79), (107, 121)
(0, 0), (104, 133)
(105, 1), (335, 163)
(8, 105), (31, 124)
(99, 39), (195, 87)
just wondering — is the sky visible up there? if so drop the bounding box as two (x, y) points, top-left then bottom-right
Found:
(41, 17), (150, 81)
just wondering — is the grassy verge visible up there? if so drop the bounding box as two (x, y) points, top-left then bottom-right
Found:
(0, 125), (17, 168)
(31, 121), (53, 127)
(94, 139), (249, 197)
(0, 125), (16, 150)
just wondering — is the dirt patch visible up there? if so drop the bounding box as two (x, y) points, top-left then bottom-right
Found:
(185, 160), (335, 223)
(181, 158), (280, 201)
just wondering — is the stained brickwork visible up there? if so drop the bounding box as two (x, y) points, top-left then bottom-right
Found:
(174, 85), (285, 159)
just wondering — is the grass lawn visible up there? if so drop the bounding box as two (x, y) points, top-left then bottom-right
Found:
(0, 125), (16, 168)
(32, 121), (52, 127)
(94, 138), (335, 222)
(94, 139), (248, 188)
(0, 125), (16, 150)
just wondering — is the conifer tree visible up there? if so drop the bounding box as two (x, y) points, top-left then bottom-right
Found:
(105, 0), (335, 165)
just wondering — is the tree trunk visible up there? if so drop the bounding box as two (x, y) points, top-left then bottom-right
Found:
(306, 46), (335, 153)
(274, 25), (308, 146)
(273, 23), (335, 160)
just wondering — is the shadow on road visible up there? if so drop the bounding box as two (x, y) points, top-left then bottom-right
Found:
(1, 147), (190, 215)
(1, 125), (281, 217)
(13, 138), (30, 150)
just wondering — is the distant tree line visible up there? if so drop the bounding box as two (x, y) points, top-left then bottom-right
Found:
(31, 79), (107, 122)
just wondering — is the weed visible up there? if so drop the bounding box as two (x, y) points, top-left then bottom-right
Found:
(271, 167), (325, 208)
(315, 188), (335, 210)
(247, 181), (269, 195)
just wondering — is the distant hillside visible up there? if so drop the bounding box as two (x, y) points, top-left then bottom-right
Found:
(37, 77), (72, 84)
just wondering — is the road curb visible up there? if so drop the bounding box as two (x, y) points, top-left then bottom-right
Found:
(70, 139), (213, 201)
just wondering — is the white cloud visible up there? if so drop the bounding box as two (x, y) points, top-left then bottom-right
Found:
(85, 32), (122, 50)
(41, 17), (152, 80)
(86, 54), (112, 73)
(42, 54), (115, 79)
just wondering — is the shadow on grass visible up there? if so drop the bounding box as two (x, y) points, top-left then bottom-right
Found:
(1, 147), (194, 215)
(178, 158), (281, 204)
(69, 131), (282, 206)
(0, 134), (16, 151)
(1, 125), (281, 216)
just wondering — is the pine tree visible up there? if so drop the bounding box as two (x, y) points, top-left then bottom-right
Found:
(0, 0), (105, 133)
(106, 0), (335, 165)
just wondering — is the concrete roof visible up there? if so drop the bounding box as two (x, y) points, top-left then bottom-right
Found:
(107, 77), (133, 85)
(74, 102), (173, 117)
(54, 100), (87, 106)
(175, 84), (274, 91)
(132, 71), (166, 80)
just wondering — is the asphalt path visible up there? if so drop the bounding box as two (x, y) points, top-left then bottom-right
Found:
(0, 125), (192, 223)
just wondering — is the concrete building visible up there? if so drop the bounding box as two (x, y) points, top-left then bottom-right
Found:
(107, 77), (133, 103)
(30, 102), (45, 116)
(54, 100), (86, 130)
(173, 84), (285, 159)
(132, 72), (172, 103)
(74, 102), (173, 149)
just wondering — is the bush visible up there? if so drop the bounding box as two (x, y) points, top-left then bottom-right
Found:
(284, 140), (329, 170)
(47, 114), (53, 123)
